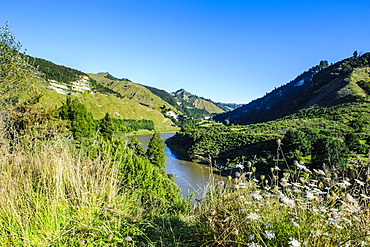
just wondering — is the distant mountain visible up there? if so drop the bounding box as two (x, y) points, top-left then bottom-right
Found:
(214, 53), (370, 125)
(171, 89), (226, 116)
(215, 102), (244, 112)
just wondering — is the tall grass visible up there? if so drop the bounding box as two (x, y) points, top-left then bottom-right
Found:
(1, 128), (369, 246)
(192, 158), (370, 246)
(0, 135), (145, 246)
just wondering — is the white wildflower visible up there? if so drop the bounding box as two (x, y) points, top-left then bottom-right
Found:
(264, 230), (275, 240)
(235, 183), (248, 189)
(355, 179), (365, 186)
(313, 169), (326, 175)
(291, 182), (303, 188)
(345, 204), (361, 213)
(336, 180), (351, 188)
(288, 237), (301, 247)
(296, 163), (311, 173)
(246, 212), (260, 221)
(335, 224), (343, 229)
(282, 196), (296, 208)
(251, 191), (263, 200)
(248, 234), (255, 241)
(328, 218), (337, 224)
(291, 220), (300, 227)
(306, 191), (316, 200)
(346, 194), (358, 204)
(236, 163), (244, 169)
(248, 242), (263, 247)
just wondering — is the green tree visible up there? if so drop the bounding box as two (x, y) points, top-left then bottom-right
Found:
(0, 22), (37, 110)
(59, 97), (96, 139)
(127, 135), (145, 156)
(353, 50), (358, 58)
(99, 112), (114, 140)
(146, 132), (166, 168)
(312, 138), (349, 169)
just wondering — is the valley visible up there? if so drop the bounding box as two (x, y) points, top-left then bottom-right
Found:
(1, 22), (370, 246)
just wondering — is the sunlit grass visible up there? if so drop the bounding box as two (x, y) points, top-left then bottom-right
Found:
(1, 130), (369, 246)
(191, 160), (370, 246)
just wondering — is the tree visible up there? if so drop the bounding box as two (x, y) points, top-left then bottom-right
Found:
(127, 135), (146, 156)
(312, 138), (349, 169)
(59, 97), (96, 139)
(319, 60), (329, 70)
(353, 50), (358, 58)
(146, 132), (166, 168)
(0, 22), (37, 109)
(99, 112), (114, 140)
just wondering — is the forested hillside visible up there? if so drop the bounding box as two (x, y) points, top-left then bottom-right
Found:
(168, 53), (370, 174)
(215, 53), (370, 124)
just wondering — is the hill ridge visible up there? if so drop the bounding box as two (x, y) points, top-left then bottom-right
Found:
(214, 53), (370, 125)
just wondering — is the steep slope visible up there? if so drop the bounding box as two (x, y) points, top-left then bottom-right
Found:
(172, 89), (226, 115)
(36, 82), (175, 129)
(27, 57), (175, 129)
(88, 73), (179, 112)
(214, 53), (370, 125)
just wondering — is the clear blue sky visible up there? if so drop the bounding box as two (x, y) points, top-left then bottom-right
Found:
(2, 0), (370, 104)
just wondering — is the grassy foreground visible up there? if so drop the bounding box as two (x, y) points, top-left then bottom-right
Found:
(0, 129), (369, 246)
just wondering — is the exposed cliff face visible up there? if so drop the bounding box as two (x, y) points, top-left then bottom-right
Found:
(214, 53), (370, 125)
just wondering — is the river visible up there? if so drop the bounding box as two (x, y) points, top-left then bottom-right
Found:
(135, 132), (227, 199)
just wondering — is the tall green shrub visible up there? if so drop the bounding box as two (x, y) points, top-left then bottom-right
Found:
(146, 132), (166, 168)
(59, 97), (96, 139)
(312, 137), (349, 168)
(99, 112), (114, 140)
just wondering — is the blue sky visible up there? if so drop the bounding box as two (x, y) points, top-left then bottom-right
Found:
(2, 0), (370, 104)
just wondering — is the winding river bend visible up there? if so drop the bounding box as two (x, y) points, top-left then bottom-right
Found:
(136, 132), (227, 199)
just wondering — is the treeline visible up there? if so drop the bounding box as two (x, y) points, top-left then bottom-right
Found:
(112, 118), (155, 132)
(58, 97), (156, 140)
(167, 102), (370, 174)
(26, 55), (85, 84)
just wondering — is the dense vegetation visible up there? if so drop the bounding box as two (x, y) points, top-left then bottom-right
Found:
(167, 102), (370, 178)
(2, 23), (370, 246)
(26, 55), (85, 84)
(112, 118), (155, 132)
(215, 52), (370, 125)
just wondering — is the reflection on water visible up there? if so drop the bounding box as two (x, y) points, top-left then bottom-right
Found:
(135, 132), (227, 199)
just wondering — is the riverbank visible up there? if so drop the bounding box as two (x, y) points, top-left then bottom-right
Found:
(128, 127), (180, 136)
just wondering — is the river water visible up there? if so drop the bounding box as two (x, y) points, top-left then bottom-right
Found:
(135, 132), (227, 199)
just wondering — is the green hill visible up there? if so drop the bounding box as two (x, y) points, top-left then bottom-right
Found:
(168, 53), (370, 167)
(172, 89), (226, 116)
(26, 57), (176, 129)
(88, 72), (179, 112)
(214, 53), (370, 125)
